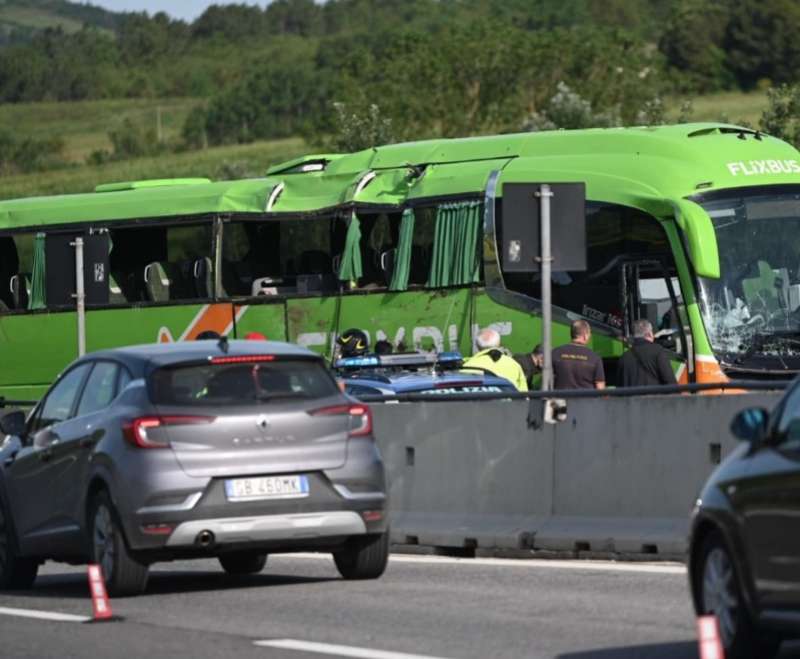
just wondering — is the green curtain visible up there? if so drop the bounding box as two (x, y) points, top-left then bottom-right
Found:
(427, 201), (482, 288)
(28, 232), (46, 310)
(338, 212), (363, 284)
(389, 208), (415, 292)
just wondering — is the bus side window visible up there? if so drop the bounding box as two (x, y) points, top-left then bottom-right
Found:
(3, 233), (35, 312)
(359, 213), (401, 289)
(500, 203), (676, 334)
(0, 235), (20, 311)
(110, 222), (213, 303)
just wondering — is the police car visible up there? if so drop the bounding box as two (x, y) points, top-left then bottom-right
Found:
(334, 352), (518, 398)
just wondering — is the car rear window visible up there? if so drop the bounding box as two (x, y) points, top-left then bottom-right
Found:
(150, 359), (339, 406)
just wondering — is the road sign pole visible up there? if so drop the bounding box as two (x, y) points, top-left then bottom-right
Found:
(72, 237), (86, 357)
(539, 184), (554, 391)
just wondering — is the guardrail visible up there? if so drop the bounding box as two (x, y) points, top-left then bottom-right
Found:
(360, 379), (791, 403)
(0, 398), (37, 408)
(368, 381), (789, 559)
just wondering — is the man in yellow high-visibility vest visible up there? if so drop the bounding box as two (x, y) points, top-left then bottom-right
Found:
(463, 327), (528, 392)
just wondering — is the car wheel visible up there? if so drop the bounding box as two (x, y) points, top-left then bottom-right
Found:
(218, 551), (267, 575)
(89, 491), (148, 597)
(333, 531), (389, 580)
(0, 496), (38, 589)
(698, 531), (781, 659)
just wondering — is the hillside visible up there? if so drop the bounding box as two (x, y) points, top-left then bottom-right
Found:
(0, 97), (201, 162)
(0, 0), (118, 45)
(0, 136), (308, 200)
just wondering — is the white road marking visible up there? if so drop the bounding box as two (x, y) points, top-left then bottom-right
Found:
(0, 606), (90, 623)
(255, 639), (449, 659)
(280, 552), (686, 575)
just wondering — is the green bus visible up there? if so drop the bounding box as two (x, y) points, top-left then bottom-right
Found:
(2, 123), (800, 400)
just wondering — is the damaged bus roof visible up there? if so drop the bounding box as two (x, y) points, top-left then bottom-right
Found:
(1, 123), (799, 230)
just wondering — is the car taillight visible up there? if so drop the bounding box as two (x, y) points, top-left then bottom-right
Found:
(210, 355), (276, 364)
(310, 404), (373, 438)
(122, 415), (215, 449)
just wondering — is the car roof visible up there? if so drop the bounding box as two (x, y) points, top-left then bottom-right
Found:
(84, 340), (320, 371)
(344, 370), (516, 393)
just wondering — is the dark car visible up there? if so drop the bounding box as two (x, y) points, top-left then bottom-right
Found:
(688, 391), (800, 659)
(335, 351), (519, 398)
(0, 340), (388, 596)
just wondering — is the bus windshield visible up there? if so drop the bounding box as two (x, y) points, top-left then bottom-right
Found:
(695, 186), (800, 365)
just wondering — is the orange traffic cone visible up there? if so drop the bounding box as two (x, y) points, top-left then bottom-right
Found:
(86, 564), (114, 622)
(697, 615), (725, 659)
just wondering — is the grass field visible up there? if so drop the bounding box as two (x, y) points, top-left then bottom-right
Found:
(0, 97), (202, 162)
(0, 5), (85, 33)
(0, 90), (774, 201)
(667, 90), (769, 126)
(0, 137), (309, 200)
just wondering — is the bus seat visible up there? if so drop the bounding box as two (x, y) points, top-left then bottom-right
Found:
(193, 257), (213, 298)
(380, 249), (396, 285)
(109, 274), (126, 304)
(297, 273), (337, 294)
(144, 262), (171, 302)
(9, 274), (30, 310)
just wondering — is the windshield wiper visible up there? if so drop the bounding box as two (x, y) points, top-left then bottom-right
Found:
(735, 332), (800, 365)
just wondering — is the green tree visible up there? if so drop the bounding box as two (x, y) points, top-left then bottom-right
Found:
(659, 0), (733, 93)
(322, 102), (394, 152)
(523, 82), (620, 131)
(724, 0), (800, 89)
(759, 84), (800, 149)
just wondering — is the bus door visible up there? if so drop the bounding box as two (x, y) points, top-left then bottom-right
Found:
(621, 258), (691, 381)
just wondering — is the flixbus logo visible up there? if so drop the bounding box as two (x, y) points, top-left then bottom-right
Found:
(726, 159), (800, 176)
(296, 322), (513, 354)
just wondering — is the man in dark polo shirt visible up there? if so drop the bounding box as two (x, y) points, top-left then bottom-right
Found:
(617, 319), (677, 387)
(552, 320), (606, 390)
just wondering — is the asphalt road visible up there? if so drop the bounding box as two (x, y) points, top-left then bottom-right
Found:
(0, 554), (798, 659)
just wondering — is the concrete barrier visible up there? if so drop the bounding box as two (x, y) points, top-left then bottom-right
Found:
(372, 391), (783, 557)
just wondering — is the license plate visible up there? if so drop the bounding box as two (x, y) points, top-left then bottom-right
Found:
(224, 475), (309, 502)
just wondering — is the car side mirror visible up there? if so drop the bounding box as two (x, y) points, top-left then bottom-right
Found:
(730, 407), (769, 445)
(0, 410), (26, 438)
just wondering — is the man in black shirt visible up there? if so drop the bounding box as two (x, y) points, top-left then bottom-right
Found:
(553, 320), (606, 390)
(618, 319), (677, 387)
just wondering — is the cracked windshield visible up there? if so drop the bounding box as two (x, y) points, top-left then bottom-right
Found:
(697, 186), (800, 365)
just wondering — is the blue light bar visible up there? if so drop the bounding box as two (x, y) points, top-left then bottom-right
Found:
(335, 356), (380, 369)
(334, 352), (463, 370)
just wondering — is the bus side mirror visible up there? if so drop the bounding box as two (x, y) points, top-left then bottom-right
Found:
(674, 199), (719, 279)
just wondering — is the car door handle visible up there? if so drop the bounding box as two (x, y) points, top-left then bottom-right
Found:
(3, 453), (17, 467)
(38, 449), (52, 462)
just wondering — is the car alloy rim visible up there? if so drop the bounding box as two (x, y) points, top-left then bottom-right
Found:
(702, 546), (738, 646)
(93, 504), (115, 581)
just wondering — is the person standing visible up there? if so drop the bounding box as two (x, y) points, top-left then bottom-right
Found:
(552, 320), (605, 390)
(617, 319), (677, 387)
(513, 344), (543, 389)
(463, 328), (528, 392)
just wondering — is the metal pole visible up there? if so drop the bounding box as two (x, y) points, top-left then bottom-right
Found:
(72, 237), (86, 357)
(539, 184), (554, 391)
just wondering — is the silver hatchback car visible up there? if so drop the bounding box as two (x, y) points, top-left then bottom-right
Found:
(0, 340), (388, 596)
